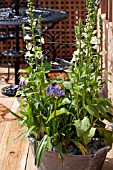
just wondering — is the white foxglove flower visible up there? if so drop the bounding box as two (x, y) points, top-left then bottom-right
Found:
(25, 51), (33, 57)
(24, 34), (32, 40)
(38, 38), (44, 44)
(84, 27), (87, 32)
(41, 38), (44, 44)
(81, 41), (85, 48)
(90, 36), (98, 45)
(32, 47), (35, 51)
(28, 19), (31, 23)
(26, 43), (33, 50)
(26, 11), (29, 15)
(93, 30), (97, 35)
(23, 26), (31, 30)
(71, 49), (80, 62)
(73, 49), (80, 56)
(36, 51), (43, 59)
(82, 33), (88, 38)
(93, 44), (99, 50)
(33, 20), (37, 27)
(90, 26), (93, 29)
(71, 56), (75, 62)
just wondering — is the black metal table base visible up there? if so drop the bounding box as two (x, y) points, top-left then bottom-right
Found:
(1, 85), (19, 97)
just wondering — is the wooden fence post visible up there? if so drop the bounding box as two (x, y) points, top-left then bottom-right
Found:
(108, 0), (112, 22)
(100, 0), (106, 14)
(105, 0), (108, 20)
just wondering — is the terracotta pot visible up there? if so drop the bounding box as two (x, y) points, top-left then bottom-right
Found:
(29, 137), (111, 170)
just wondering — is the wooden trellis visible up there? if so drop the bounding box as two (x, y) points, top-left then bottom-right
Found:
(0, 0), (86, 66)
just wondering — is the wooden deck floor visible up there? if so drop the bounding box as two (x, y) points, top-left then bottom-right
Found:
(0, 67), (113, 170)
(0, 67), (37, 170)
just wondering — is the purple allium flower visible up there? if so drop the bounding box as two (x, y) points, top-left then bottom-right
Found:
(59, 90), (65, 96)
(46, 86), (50, 93)
(46, 84), (59, 95)
(19, 81), (27, 87)
(46, 84), (65, 96)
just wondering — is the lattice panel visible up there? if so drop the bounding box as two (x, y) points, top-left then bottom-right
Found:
(0, 0), (86, 66)
(39, 0), (86, 59)
(0, 0), (27, 7)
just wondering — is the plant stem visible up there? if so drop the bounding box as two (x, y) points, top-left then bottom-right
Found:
(53, 97), (58, 135)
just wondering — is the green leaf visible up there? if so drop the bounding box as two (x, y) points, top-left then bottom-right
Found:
(64, 68), (73, 72)
(96, 103), (106, 114)
(70, 139), (88, 155)
(35, 135), (47, 167)
(104, 112), (113, 122)
(83, 127), (96, 145)
(62, 98), (71, 104)
(62, 81), (72, 89)
(98, 128), (113, 146)
(18, 69), (28, 73)
(47, 136), (52, 151)
(97, 98), (113, 107)
(84, 104), (99, 118)
(21, 125), (36, 142)
(104, 130), (113, 146)
(38, 141), (47, 166)
(96, 120), (106, 128)
(74, 117), (91, 137)
(48, 108), (68, 121)
(34, 99), (44, 108)
(6, 131), (26, 151)
(10, 110), (23, 120)
(18, 117), (27, 126)
(26, 105), (34, 125)
(107, 71), (112, 75)
(58, 98), (71, 107)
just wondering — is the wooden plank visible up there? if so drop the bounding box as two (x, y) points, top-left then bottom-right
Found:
(108, 0), (112, 22)
(0, 95), (29, 170)
(0, 67), (7, 73)
(0, 75), (16, 143)
(101, 0), (106, 14)
(105, 0), (108, 20)
(0, 103), (14, 147)
(25, 146), (37, 170)
(0, 69), (29, 170)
